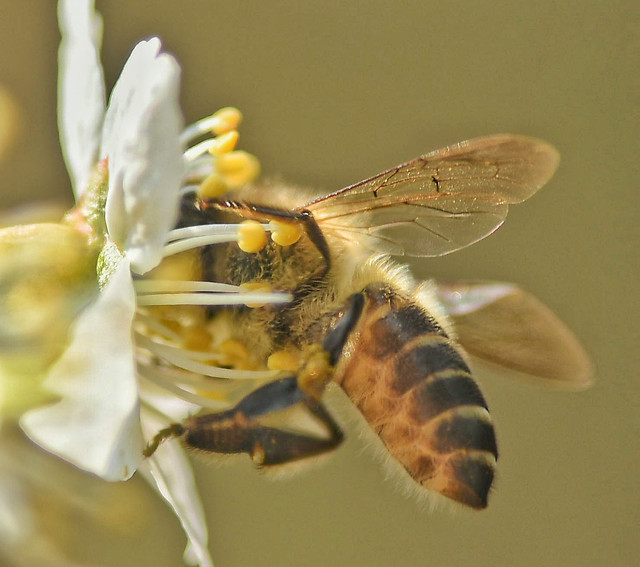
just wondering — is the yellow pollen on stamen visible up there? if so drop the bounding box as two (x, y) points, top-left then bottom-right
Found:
(269, 220), (303, 247)
(197, 172), (229, 199)
(240, 281), (273, 308)
(267, 350), (300, 372)
(219, 339), (254, 369)
(210, 107), (242, 135)
(237, 220), (267, 253)
(208, 130), (239, 156)
(215, 150), (261, 188)
(182, 327), (213, 352)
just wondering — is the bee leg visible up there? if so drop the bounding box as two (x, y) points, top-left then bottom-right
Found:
(241, 397), (344, 466)
(160, 376), (343, 465)
(143, 423), (186, 458)
(144, 377), (301, 458)
(198, 199), (332, 272)
(253, 397), (344, 466)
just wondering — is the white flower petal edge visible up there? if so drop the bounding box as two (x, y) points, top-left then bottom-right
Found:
(140, 411), (213, 567)
(58, 0), (106, 198)
(20, 259), (143, 481)
(101, 38), (184, 275)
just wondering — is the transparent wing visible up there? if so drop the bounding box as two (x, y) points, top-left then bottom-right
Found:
(435, 281), (594, 388)
(302, 134), (560, 256)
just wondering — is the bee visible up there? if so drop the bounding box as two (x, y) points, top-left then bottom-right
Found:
(147, 134), (593, 509)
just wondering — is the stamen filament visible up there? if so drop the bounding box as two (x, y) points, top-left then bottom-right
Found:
(180, 114), (227, 146)
(180, 184), (200, 196)
(184, 156), (215, 182)
(183, 139), (217, 162)
(167, 223), (269, 242)
(162, 233), (239, 257)
(134, 280), (239, 294)
(135, 333), (278, 379)
(137, 366), (230, 410)
(185, 153), (215, 172)
(134, 312), (184, 343)
(136, 291), (293, 307)
(139, 363), (234, 386)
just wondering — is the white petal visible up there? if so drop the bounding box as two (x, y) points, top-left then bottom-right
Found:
(20, 259), (143, 481)
(58, 0), (106, 198)
(140, 411), (213, 567)
(101, 38), (184, 275)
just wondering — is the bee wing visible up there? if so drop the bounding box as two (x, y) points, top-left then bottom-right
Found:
(302, 134), (559, 257)
(434, 281), (594, 388)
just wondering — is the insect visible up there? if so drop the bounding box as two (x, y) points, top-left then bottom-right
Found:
(146, 134), (592, 509)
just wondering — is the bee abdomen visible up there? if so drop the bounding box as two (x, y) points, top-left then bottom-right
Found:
(334, 283), (498, 509)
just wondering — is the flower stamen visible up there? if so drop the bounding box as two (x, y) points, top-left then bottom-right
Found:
(214, 150), (260, 188)
(137, 365), (230, 410)
(162, 233), (239, 257)
(237, 220), (268, 253)
(269, 220), (303, 246)
(208, 130), (239, 156)
(136, 291), (292, 307)
(135, 332), (277, 380)
(183, 138), (219, 162)
(134, 280), (239, 294)
(179, 107), (242, 146)
(197, 172), (228, 199)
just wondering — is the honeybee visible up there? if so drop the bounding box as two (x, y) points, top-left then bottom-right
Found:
(148, 134), (593, 509)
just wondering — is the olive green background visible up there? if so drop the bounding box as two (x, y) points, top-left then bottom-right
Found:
(0, 1), (637, 566)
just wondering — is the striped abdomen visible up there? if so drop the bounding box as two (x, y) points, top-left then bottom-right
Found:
(333, 283), (498, 509)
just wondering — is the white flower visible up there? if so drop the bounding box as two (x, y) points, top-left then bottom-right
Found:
(10, 1), (280, 566)
(21, 0), (183, 481)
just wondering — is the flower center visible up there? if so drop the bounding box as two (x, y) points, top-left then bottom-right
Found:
(130, 109), (295, 410)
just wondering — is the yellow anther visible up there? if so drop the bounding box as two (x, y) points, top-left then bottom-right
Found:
(239, 281), (272, 308)
(215, 151), (261, 188)
(208, 130), (239, 156)
(197, 172), (228, 199)
(210, 107), (242, 135)
(238, 220), (267, 253)
(182, 327), (213, 352)
(267, 350), (300, 372)
(269, 220), (303, 247)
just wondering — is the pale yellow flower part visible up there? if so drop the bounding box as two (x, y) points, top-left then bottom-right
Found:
(0, 223), (98, 416)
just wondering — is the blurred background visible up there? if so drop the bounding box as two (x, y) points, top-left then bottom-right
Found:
(0, 1), (637, 566)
